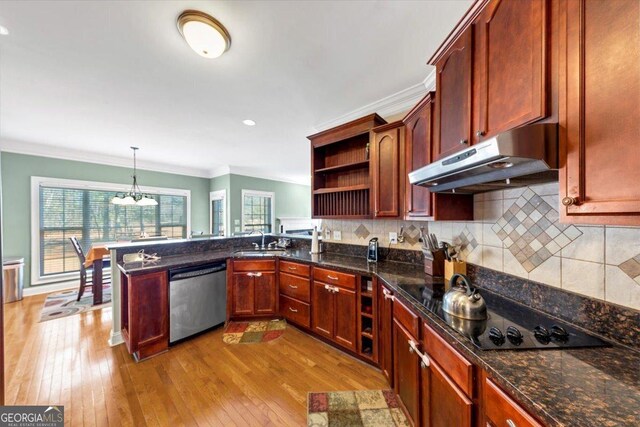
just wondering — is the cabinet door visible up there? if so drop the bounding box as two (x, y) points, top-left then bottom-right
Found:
(435, 28), (473, 160)
(378, 285), (394, 386)
(333, 286), (357, 352)
(232, 273), (254, 316)
(372, 126), (401, 217)
(474, 0), (546, 142)
(254, 272), (277, 315)
(128, 271), (169, 357)
(421, 360), (472, 427)
(562, 0), (640, 224)
(393, 320), (421, 425)
(404, 96), (433, 218)
(312, 281), (334, 339)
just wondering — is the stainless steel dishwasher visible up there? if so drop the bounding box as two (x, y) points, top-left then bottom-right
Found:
(169, 262), (227, 343)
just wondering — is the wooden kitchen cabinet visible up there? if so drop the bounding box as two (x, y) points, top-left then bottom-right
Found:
(312, 268), (357, 352)
(371, 121), (404, 218)
(121, 270), (169, 361)
(403, 92), (473, 221)
(229, 259), (277, 319)
(472, 0), (547, 144)
(484, 374), (543, 427)
(378, 284), (394, 386)
(434, 27), (473, 160)
(393, 318), (421, 425)
(279, 260), (311, 329)
(560, 0), (640, 225)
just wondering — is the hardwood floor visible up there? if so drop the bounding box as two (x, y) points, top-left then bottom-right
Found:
(4, 294), (388, 426)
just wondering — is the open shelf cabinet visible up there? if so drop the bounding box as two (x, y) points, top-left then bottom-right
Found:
(358, 275), (377, 362)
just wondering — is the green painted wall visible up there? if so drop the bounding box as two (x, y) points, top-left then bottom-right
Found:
(1, 152), (210, 288)
(228, 174), (310, 233)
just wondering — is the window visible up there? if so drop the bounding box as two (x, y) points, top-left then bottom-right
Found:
(210, 190), (227, 236)
(241, 190), (275, 233)
(32, 177), (190, 283)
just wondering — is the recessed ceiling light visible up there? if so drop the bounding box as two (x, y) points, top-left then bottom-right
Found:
(0, 25), (9, 36)
(177, 10), (231, 59)
(243, 119), (256, 126)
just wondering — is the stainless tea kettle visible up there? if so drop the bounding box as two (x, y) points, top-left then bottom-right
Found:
(442, 274), (487, 320)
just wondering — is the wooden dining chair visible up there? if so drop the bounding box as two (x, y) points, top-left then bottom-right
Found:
(68, 236), (110, 301)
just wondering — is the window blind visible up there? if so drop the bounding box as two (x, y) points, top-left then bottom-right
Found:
(39, 186), (187, 277)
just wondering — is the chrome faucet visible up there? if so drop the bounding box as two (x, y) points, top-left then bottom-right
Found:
(248, 230), (266, 250)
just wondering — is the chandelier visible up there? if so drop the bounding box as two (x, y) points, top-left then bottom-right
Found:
(111, 147), (158, 206)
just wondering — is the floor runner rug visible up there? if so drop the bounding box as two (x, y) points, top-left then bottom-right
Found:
(307, 389), (409, 427)
(222, 319), (286, 344)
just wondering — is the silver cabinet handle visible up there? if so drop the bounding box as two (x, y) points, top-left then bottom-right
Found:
(327, 275), (339, 280)
(324, 284), (331, 291)
(419, 352), (430, 368)
(408, 340), (419, 354)
(476, 130), (485, 137)
(333, 286), (339, 293)
(289, 307), (298, 313)
(382, 289), (395, 301)
(506, 420), (516, 427)
(288, 284), (298, 289)
(288, 266), (297, 271)
(247, 272), (254, 277)
(459, 139), (468, 145)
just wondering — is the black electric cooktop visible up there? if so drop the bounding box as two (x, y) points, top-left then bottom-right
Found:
(397, 284), (611, 351)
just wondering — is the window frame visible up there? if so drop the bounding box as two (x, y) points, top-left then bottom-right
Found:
(209, 189), (228, 236)
(31, 176), (191, 285)
(241, 189), (275, 234)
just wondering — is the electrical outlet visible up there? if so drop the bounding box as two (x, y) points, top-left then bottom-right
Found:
(389, 232), (398, 244)
(324, 228), (331, 239)
(333, 230), (342, 241)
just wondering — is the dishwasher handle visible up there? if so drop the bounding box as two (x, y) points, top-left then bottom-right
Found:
(169, 262), (227, 281)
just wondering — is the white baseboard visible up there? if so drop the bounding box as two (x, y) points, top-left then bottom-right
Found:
(23, 281), (77, 296)
(109, 330), (124, 347)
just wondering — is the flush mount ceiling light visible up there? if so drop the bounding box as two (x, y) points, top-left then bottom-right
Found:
(111, 147), (158, 206)
(243, 119), (256, 126)
(177, 10), (231, 59)
(0, 25), (9, 36)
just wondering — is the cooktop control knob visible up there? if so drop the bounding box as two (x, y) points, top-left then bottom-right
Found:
(488, 327), (505, 345)
(506, 326), (523, 345)
(551, 325), (569, 342)
(534, 325), (551, 344)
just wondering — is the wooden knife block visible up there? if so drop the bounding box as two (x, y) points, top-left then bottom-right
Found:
(444, 260), (467, 286)
(423, 249), (445, 277)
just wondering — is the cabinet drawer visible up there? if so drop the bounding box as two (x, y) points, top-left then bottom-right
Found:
(279, 272), (310, 303)
(392, 297), (419, 339)
(280, 260), (310, 278)
(280, 294), (310, 328)
(313, 267), (356, 290)
(233, 260), (276, 272)
(485, 377), (543, 427)
(423, 323), (474, 397)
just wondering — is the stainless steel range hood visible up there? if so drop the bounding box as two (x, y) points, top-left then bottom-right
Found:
(408, 123), (558, 194)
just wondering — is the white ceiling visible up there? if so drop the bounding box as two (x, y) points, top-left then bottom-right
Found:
(0, 0), (471, 184)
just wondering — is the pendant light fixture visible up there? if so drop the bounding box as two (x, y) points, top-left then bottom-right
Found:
(111, 147), (158, 206)
(177, 10), (231, 59)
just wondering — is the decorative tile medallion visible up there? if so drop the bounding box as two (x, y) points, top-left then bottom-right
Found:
(618, 255), (640, 284)
(307, 390), (409, 427)
(453, 226), (479, 258)
(354, 224), (370, 240)
(403, 224), (420, 246)
(492, 188), (583, 272)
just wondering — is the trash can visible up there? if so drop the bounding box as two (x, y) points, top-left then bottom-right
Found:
(3, 257), (24, 303)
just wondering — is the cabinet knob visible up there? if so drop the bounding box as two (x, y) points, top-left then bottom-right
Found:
(459, 139), (468, 145)
(562, 196), (579, 206)
(476, 130), (485, 137)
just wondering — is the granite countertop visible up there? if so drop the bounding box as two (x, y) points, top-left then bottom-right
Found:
(117, 248), (640, 426)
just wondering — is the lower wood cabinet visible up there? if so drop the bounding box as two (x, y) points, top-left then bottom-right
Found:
(378, 283), (394, 386)
(229, 260), (277, 318)
(420, 359), (472, 427)
(484, 375), (543, 427)
(393, 318), (421, 425)
(312, 280), (357, 352)
(279, 261), (312, 328)
(121, 270), (169, 361)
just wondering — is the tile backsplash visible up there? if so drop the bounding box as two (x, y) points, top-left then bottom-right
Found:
(320, 183), (640, 311)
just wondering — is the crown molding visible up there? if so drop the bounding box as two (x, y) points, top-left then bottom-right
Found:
(212, 165), (311, 186)
(314, 69), (436, 132)
(0, 138), (212, 178)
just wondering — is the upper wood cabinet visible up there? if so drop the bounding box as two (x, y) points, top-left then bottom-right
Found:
(372, 122), (404, 217)
(403, 93), (474, 221)
(431, 0), (549, 157)
(308, 114), (386, 218)
(434, 27), (474, 160)
(560, 0), (640, 225)
(473, 0), (547, 143)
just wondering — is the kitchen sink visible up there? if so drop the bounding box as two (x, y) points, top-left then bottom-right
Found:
(233, 249), (288, 257)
